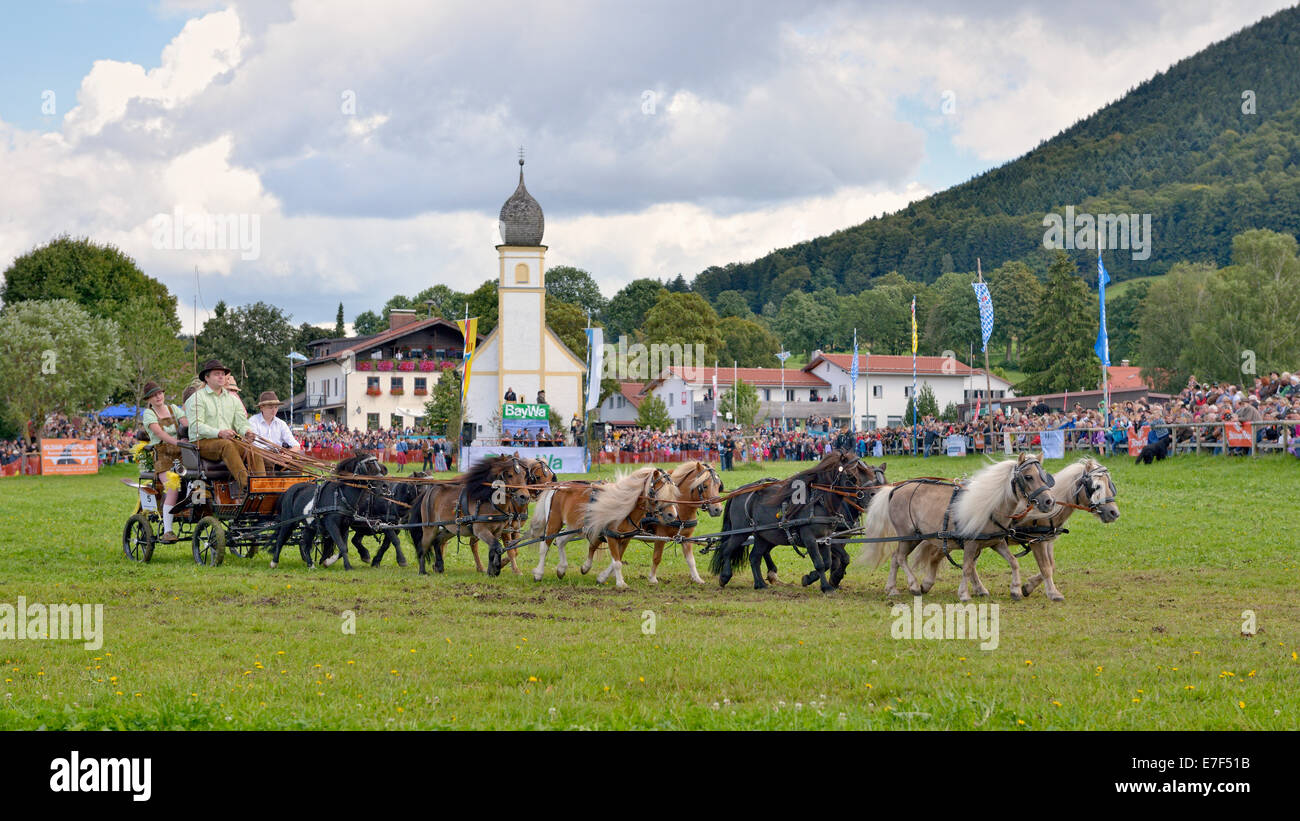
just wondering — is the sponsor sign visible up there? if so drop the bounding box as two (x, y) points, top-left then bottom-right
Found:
(459, 445), (585, 474)
(39, 439), (98, 475)
(944, 435), (967, 456)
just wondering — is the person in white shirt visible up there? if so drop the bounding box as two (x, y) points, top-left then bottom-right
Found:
(247, 391), (301, 453)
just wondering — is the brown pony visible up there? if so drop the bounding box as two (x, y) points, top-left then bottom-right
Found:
(580, 467), (677, 589)
(526, 478), (601, 581)
(409, 454), (531, 576)
(636, 461), (723, 585)
(466, 456), (557, 574)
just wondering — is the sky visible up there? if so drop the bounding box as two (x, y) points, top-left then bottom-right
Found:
(0, 0), (1293, 335)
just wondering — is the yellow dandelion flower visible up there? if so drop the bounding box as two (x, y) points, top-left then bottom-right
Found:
(1051, 701), (1062, 707)
(1185, 685), (1194, 690)
(397, 707), (404, 712)
(1248, 670), (1256, 677)
(1238, 701), (1245, 709)
(1017, 719), (1025, 725)
(1025, 660), (1033, 666)
(1132, 698), (1141, 703)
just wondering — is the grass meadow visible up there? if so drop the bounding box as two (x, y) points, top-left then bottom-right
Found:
(0, 453), (1297, 730)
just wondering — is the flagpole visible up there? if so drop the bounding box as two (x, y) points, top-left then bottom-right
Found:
(584, 310), (591, 469)
(978, 259), (993, 454)
(851, 328), (858, 434)
(911, 295), (917, 457)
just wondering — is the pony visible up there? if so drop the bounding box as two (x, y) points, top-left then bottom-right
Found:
(267, 453), (388, 570)
(361, 473), (437, 567)
(408, 455), (531, 576)
(527, 478), (601, 581)
(580, 467), (677, 589)
(861, 452), (1056, 601)
(709, 451), (881, 593)
(636, 460), (724, 585)
(467, 456), (557, 574)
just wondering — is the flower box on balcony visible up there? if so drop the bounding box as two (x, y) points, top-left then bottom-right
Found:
(413, 388), (428, 396)
(398, 361), (416, 371)
(366, 387), (381, 396)
(356, 361), (373, 371)
(439, 360), (456, 370)
(418, 360), (437, 372)
(377, 360), (394, 371)
(390, 388), (404, 395)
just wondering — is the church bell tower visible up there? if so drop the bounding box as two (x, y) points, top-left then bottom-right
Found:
(495, 152), (548, 404)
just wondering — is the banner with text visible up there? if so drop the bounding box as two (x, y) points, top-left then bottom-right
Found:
(460, 445), (585, 474)
(39, 439), (99, 475)
(502, 403), (551, 434)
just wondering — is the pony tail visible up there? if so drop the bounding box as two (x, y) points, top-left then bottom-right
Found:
(859, 486), (896, 568)
(529, 489), (555, 538)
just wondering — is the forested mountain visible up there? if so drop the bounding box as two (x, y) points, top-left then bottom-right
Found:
(691, 6), (1300, 311)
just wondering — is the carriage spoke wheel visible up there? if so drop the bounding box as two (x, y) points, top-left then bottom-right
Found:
(310, 532), (328, 567)
(192, 516), (227, 567)
(122, 514), (155, 563)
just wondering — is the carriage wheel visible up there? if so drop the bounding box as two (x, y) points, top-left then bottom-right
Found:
(122, 514), (155, 563)
(310, 532), (328, 567)
(225, 531), (253, 559)
(192, 516), (227, 567)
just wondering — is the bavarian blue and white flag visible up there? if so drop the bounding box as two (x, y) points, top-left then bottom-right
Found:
(1095, 250), (1111, 367)
(850, 333), (859, 387)
(972, 281), (994, 353)
(584, 327), (604, 410)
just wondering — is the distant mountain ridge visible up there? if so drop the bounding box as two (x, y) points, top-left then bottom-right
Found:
(692, 6), (1300, 312)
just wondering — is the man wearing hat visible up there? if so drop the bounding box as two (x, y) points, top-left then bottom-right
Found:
(247, 390), (301, 455)
(183, 359), (265, 497)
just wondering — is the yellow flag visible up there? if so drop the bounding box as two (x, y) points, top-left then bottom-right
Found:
(457, 318), (478, 403)
(910, 296), (917, 354)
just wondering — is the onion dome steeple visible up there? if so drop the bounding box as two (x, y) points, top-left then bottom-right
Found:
(498, 149), (544, 246)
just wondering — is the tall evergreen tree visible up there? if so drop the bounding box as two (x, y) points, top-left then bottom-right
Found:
(334, 303), (346, 337)
(1016, 252), (1099, 394)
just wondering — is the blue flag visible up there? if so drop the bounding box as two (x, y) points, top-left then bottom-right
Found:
(1096, 251), (1111, 367)
(972, 281), (994, 352)
(850, 335), (859, 387)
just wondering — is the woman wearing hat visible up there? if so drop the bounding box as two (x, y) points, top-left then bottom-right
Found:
(141, 381), (187, 543)
(247, 390), (301, 465)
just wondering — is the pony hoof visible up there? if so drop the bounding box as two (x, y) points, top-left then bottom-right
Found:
(533, 571), (544, 582)
(754, 581), (767, 590)
(885, 587), (899, 596)
(580, 566), (591, 575)
(1049, 593), (1065, 602)
(556, 569), (566, 579)
(1010, 591), (1022, 601)
(397, 560), (407, 568)
(767, 571), (780, 584)
(269, 560), (277, 569)
(801, 574), (815, 587)
(322, 554), (340, 568)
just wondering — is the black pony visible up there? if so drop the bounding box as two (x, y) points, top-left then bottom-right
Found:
(268, 453), (387, 570)
(710, 452), (883, 593)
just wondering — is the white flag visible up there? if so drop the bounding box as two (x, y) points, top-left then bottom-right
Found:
(585, 327), (604, 411)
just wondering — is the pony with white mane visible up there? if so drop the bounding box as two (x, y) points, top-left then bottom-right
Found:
(580, 467), (677, 588)
(861, 452), (1056, 601)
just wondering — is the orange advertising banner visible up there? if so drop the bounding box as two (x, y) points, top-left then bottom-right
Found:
(1126, 425), (1150, 456)
(1224, 421), (1254, 448)
(40, 439), (99, 475)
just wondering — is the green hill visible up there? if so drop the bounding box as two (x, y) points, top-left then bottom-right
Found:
(692, 6), (1300, 312)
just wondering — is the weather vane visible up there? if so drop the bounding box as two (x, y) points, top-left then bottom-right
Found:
(518, 145), (525, 167)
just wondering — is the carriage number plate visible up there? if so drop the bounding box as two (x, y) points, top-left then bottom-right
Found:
(140, 490), (158, 512)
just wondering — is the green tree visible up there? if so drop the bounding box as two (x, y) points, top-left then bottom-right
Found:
(353, 310), (383, 336)
(1017, 252), (1100, 394)
(465, 279), (499, 335)
(902, 383), (939, 427)
(545, 299), (594, 361)
(1136, 262), (1216, 391)
(1106, 280), (1149, 365)
(423, 369), (463, 438)
(643, 291), (723, 360)
(412, 284), (464, 320)
(196, 301), (298, 412)
(719, 380), (761, 429)
(772, 291), (835, 354)
(989, 260), (1045, 364)
(636, 393), (672, 431)
(924, 272), (982, 357)
(334, 303), (346, 337)
(545, 266), (607, 318)
(941, 400), (959, 422)
(1, 235), (178, 335)
(118, 295), (193, 423)
(717, 316), (781, 367)
(605, 279), (664, 341)
(0, 300), (124, 446)
(713, 290), (755, 319)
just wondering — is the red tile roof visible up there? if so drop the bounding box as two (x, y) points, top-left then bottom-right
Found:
(618, 381), (648, 409)
(1104, 365), (1151, 390)
(807, 353), (1003, 379)
(660, 366), (829, 388)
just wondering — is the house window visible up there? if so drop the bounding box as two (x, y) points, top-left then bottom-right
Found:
(366, 413), (379, 430)
(390, 414), (404, 429)
(763, 389), (771, 401)
(414, 377), (427, 395)
(786, 389), (795, 402)
(904, 386), (913, 397)
(888, 416), (903, 427)
(390, 377), (403, 394)
(515, 262), (530, 283)
(872, 385), (882, 398)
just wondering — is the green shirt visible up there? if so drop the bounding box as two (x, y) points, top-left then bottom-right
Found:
(183, 385), (250, 440)
(141, 403), (185, 445)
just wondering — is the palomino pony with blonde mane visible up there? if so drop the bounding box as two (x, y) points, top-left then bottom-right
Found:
(526, 478), (601, 581)
(634, 460), (724, 585)
(910, 456), (1120, 602)
(860, 452), (1056, 601)
(580, 467), (677, 588)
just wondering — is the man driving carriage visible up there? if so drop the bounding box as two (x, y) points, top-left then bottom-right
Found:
(183, 358), (265, 499)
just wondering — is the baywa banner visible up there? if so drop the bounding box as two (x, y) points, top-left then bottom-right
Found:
(502, 403), (551, 433)
(460, 445), (584, 473)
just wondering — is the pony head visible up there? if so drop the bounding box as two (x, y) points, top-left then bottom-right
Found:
(1013, 452), (1056, 513)
(1076, 458), (1120, 523)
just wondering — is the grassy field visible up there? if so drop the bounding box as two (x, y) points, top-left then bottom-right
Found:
(1, 453), (1297, 730)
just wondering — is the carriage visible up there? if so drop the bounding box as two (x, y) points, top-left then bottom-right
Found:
(121, 439), (310, 566)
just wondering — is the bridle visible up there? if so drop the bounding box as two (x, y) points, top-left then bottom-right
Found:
(1076, 467), (1116, 513)
(1011, 457), (1055, 509)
